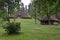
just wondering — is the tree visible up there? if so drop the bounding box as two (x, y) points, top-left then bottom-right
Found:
(0, 0), (21, 22)
(29, 0), (60, 24)
(28, 1), (38, 24)
(0, 0), (21, 34)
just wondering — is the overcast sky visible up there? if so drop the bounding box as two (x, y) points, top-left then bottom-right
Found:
(21, 0), (31, 6)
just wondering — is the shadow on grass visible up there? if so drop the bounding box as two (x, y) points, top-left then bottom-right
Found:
(0, 32), (24, 37)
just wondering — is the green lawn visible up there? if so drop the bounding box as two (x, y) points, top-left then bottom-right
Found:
(0, 19), (60, 40)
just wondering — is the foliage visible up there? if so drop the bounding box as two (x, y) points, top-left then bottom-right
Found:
(0, 0), (21, 22)
(4, 22), (21, 34)
(29, 0), (60, 18)
(29, 0), (60, 24)
(0, 0), (21, 34)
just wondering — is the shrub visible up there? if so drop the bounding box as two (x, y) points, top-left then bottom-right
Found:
(4, 22), (21, 34)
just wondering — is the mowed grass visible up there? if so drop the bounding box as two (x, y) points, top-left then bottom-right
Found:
(0, 19), (60, 40)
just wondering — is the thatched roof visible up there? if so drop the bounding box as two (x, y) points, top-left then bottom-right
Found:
(55, 13), (60, 20)
(41, 15), (59, 21)
(9, 14), (17, 18)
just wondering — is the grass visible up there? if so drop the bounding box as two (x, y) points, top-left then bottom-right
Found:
(0, 18), (60, 40)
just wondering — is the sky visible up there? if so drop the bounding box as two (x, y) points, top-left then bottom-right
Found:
(21, 0), (31, 6)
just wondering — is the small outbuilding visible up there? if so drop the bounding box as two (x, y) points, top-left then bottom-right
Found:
(40, 15), (59, 25)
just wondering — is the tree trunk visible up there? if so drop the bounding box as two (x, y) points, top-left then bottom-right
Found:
(35, 13), (37, 24)
(47, 3), (51, 25)
(7, 6), (10, 23)
(47, 13), (50, 25)
(34, 5), (38, 24)
(7, 12), (10, 23)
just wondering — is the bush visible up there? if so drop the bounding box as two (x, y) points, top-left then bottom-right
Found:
(4, 22), (21, 34)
